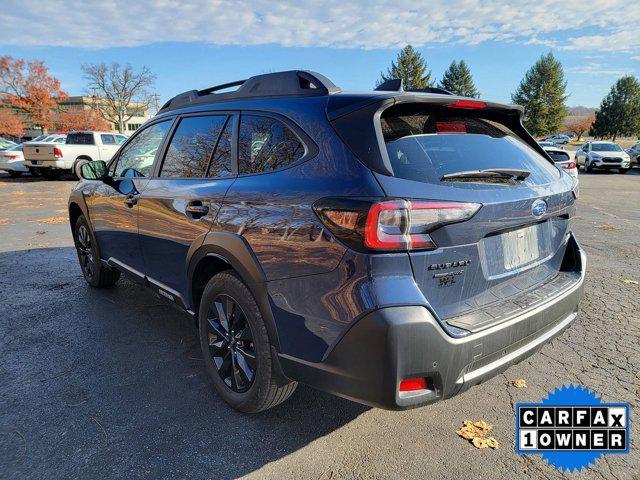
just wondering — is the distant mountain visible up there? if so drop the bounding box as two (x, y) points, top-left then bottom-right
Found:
(567, 106), (596, 116)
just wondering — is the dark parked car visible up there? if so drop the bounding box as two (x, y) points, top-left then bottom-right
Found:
(69, 71), (585, 412)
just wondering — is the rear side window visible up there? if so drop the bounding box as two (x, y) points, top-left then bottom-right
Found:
(238, 115), (304, 174)
(160, 115), (229, 178)
(66, 133), (95, 145)
(101, 134), (116, 145)
(380, 105), (559, 185)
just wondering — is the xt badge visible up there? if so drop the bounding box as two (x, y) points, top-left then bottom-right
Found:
(429, 259), (470, 287)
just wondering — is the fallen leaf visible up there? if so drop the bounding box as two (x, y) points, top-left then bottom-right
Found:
(513, 379), (527, 388)
(30, 217), (67, 224)
(456, 419), (498, 449)
(622, 279), (639, 285)
(36, 230), (47, 235)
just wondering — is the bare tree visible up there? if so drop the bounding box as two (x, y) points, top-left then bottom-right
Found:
(82, 63), (156, 133)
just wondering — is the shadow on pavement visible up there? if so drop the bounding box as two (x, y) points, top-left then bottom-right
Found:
(0, 247), (368, 479)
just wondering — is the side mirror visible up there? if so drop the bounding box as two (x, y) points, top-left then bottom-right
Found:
(80, 160), (108, 180)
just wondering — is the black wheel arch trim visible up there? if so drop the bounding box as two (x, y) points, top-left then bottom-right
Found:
(187, 232), (281, 351)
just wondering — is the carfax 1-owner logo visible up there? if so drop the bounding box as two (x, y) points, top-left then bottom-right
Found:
(516, 385), (630, 472)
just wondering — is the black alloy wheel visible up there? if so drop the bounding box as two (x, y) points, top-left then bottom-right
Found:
(206, 294), (256, 393)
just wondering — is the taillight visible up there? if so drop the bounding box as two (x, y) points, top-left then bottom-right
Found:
(53, 147), (63, 158)
(563, 161), (576, 170)
(314, 198), (481, 252)
(6, 155), (18, 159)
(447, 99), (486, 110)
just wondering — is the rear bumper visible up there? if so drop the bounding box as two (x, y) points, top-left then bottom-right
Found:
(0, 160), (28, 172)
(280, 237), (585, 410)
(23, 159), (67, 169)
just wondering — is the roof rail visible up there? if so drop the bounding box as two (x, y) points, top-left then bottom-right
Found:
(375, 78), (453, 96)
(158, 70), (341, 113)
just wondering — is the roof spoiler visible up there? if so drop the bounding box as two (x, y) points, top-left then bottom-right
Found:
(159, 70), (341, 113)
(375, 78), (453, 96)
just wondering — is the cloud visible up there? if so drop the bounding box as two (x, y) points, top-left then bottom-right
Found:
(566, 63), (633, 76)
(0, 0), (639, 52)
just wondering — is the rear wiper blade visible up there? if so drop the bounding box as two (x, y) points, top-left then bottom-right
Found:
(441, 168), (531, 181)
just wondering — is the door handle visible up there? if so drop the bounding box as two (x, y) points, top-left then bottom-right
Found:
(124, 195), (137, 208)
(185, 202), (209, 219)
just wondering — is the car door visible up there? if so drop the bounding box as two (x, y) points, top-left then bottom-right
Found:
(89, 120), (174, 278)
(575, 144), (587, 165)
(136, 112), (236, 307)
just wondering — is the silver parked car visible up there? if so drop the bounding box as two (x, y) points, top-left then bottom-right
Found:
(575, 141), (631, 174)
(626, 142), (640, 167)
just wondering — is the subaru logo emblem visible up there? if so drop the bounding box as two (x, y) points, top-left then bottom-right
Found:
(531, 199), (547, 218)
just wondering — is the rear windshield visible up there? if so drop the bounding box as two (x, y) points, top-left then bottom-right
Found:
(547, 150), (570, 162)
(66, 133), (95, 145)
(380, 105), (559, 185)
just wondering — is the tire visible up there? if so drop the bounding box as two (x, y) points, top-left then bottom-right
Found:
(619, 168), (630, 174)
(199, 271), (297, 413)
(73, 215), (120, 287)
(41, 169), (62, 180)
(8, 171), (22, 177)
(584, 160), (592, 173)
(73, 158), (90, 180)
(28, 168), (39, 176)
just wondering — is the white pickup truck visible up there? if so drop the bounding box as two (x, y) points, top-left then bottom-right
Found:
(23, 131), (127, 179)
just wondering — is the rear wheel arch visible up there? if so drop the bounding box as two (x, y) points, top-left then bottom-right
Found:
(187, 233), (280, 350)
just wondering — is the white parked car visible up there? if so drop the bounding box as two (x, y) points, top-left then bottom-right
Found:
(545, 134), (571, 145)
(539, 143), (578, 180)
(0, 145), (29, 177)
(626, 142), (640, 168)
(574, 141), (631, 174)
(23, 131), (126, 179)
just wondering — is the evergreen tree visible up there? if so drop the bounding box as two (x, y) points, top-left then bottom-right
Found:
(438, 60), (480, 97)
(511, 52), (568, 137)
(378, 45), (433, 90)
(590, 76), (640, 141)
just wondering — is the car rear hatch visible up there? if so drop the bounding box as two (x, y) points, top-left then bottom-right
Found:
(329, 95), (579, 334)
(23, 143), (57, 162)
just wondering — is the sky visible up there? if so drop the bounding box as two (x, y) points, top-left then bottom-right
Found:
(1, 0), (639, 108)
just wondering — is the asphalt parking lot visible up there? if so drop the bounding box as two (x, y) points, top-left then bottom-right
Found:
(0, 170), (638, 480)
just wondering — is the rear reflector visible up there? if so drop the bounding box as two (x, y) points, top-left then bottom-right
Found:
(399, 378), (428, 392)
(447, 99), (486, 110)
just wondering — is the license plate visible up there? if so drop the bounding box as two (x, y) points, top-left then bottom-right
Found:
(33, 160), (40, 165)
(502, 225), (540, 270)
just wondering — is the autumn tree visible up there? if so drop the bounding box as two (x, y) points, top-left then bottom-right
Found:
(378, 45), (433, 90)
(82, 63), (155, 133)
(511, 52), (568, 137)
(590, 76), (640, 141)
(54, 109), (110, 131)
(0, 110), (25, 137)
(0, 55), (66, 133)
(438, 60), (480, 97)
(564, 114), (595, 141)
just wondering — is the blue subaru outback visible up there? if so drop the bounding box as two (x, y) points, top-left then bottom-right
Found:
(69, 71), (585, 412)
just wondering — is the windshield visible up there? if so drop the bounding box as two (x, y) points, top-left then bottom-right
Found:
(381, 107), (559, 186)
(592, 143), (623, 152)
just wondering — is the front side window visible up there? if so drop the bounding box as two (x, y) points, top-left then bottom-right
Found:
(160, 115), (229, 178)
(111, 120), (171, 177)
(238, 115), (304, 174)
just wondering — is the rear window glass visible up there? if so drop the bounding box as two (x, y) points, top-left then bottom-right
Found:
(380, 106), (559, 185)
(547, 151), (570, 162)
(66, 133), (95, 145)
